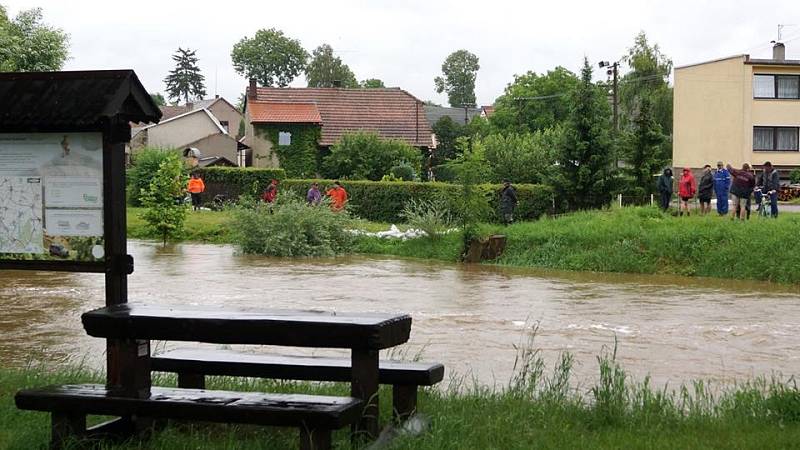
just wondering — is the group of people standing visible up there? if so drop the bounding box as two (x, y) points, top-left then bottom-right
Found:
(262, 179), (349, 211)
(657, 161), (780, 219)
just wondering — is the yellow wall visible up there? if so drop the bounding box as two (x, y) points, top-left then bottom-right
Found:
(674, 57), (800, 169)
(243, 110), (279, 168)
(673, 56), (748, 169)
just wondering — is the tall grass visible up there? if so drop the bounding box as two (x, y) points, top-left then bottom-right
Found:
(4, 338), (800, 449)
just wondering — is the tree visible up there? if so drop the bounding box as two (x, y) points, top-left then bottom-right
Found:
(231, 28), (308, 87)
(321, 132), (422, 181)
(619, 32), (673, 137)
(621, 97), (667, 197)
(140, 153), (188, 245)
(360, 78), (385, 88)
(553, 58), (616, 210)
(434, 50), (480, 107)
(150, 92), (166, 107)
(482, 128), (561, 185)
(491, 67), (580, 133)
(0, 6), (69, 72)
(431, 116), (466, 167)
(305, 44), (358, 88)
(164, 48), (206, 104)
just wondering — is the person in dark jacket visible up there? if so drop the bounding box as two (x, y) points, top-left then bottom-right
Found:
(657, 168), (673, 211)
(727, 163), (755, 220)
(499, 180), (518, 225)
(756, 161), (780, 218)
(713, 161), (731, 215)
(697, 165), (714, 215)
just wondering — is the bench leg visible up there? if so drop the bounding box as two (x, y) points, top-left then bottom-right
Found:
(299, 428), (332, 450)
(177, 372), (206, 389)
(51, 412), (86, 450)
(392, 384), (418, 422)
(351, 348), (380, 439)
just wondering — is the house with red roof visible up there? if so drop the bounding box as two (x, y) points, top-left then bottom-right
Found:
(242, 79), (433, 175)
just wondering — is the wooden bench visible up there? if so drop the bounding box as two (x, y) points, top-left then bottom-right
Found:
(151, 349), (445, 420)
(81, 304), (414, 438)
(15, 384), (362, 450)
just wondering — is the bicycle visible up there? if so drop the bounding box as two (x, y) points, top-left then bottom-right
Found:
(754, 187), (776, 218)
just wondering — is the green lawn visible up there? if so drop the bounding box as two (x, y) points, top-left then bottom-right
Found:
(3, 362), (800, 449)
(128, 206), (800, 284)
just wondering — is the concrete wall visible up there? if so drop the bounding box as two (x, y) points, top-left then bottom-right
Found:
(208, 100), (244, 137)
(184, 133), (239, 165)
(674, 56), (800, 170)
(144, 111), (221, 149)
(673, 56), (748, 169)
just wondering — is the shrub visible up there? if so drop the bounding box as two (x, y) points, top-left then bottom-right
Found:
(230, 194), (354, 257)
(400, 199), (452, 239)
(390, 161), (416, 181)
(481, 128), (560, 185)
(321, 131), (422, 180)
(127, 148), (178, 206)
(140, 153), (188, 245)
(195, 167), (286, 203)
(791, 169), (800, 185)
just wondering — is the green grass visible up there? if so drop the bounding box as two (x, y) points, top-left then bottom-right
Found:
(127, 206), (800, 284)
(4, 348), (800, 449)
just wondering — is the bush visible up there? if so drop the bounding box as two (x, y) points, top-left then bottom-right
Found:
(195, 167), (286, 203)
(280, 179), (554, 223)
(127, 148), (179, 206)
(400, 199), (452, 239)
(230, 195), (354, 257)
(481, 129), (560, 185)
(390, 161), (417, 181)
(140, 153), (188, 245)
(321, 131), (422, 180)
(791, 169), (800, 185)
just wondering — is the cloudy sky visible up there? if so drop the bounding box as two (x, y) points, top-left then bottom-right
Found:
(5, 0), (800, 106)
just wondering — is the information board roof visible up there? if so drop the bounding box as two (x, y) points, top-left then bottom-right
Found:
(0, 70), (162, 131)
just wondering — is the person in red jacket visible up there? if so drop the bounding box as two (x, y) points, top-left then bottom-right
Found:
(678, 167), (697, 216)
(262, 179), (278, 204)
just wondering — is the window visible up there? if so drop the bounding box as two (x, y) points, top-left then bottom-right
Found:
(278, 131), (291, 146)
(754, 126), (799, 151)
(219, 120), (229, 132)
(754, 75), (775, 98)
(753, 74), (800, 99)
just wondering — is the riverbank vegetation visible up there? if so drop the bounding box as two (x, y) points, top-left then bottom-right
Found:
(3, 348), (800, 449)
(128, 206), (800, 284)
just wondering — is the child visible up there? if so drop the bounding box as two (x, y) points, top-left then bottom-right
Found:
(187, 172), (205, 211)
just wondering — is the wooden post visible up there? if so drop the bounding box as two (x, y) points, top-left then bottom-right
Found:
(177, 372), (206, 389)
(51, 412), (86, 450)
(299, 428), (332, 450)
(392, 384), (418, 422)
(351, 348), (380, 439)
(103, 119), (149, 401)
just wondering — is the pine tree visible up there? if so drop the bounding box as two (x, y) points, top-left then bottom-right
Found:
(164, 48), (206, 104)
(555, 58), (616, 210)
(623, 97), (666, 197)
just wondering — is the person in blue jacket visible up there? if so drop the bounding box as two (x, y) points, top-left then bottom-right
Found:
(713, 161), (731, 215)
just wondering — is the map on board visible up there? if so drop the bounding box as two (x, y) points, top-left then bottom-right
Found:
(0, 133), (105, 262)
(0, 177), (44, 253)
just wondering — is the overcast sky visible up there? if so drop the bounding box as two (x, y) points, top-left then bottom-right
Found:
(5, 0), (800, 106)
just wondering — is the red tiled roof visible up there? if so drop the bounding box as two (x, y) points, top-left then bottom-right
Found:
(251, 87), (433, 147)
(160, 105), (191, 120)
(249, 102), (322, 124)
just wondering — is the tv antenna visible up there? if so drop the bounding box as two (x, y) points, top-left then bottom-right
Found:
(775, 24), (797, 42)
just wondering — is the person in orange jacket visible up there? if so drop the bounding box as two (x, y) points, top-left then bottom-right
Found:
(326, 181), (348, 212)
(187, 172), (205, 211)
(677, 167), (697, 216)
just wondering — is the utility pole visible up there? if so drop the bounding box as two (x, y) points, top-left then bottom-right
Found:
(460, 103), (476, 125)
(599, 61), (620, 133)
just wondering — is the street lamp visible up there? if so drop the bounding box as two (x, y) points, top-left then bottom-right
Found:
(598, 61), (619, 133)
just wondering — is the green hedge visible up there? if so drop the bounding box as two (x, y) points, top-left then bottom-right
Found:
(281, 179), (553, 223)
(195, 167), (286, 201)
(192, 168), (553, 222)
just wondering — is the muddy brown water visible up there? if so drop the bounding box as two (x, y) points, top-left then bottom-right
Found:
(1, 240), (799, 388)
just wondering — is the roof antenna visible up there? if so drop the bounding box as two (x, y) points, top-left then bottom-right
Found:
(773, 24), (796, 43)
(214, 66), (218, 97)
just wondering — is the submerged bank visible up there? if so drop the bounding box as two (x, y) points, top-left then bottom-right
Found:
(3, 358), (800, 449)
(128, 207), (800, 284)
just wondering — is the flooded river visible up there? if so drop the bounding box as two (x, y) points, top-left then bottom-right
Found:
(2, 240), (799, 387)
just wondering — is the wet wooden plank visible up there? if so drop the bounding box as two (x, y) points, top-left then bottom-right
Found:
(152, 349), (445, 386)
(16, 384), (362, 429)
(82, 304), (412, 349)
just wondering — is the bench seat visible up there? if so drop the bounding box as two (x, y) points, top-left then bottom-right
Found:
(15, 384), (362, 450)
(151, 349), (445, 419)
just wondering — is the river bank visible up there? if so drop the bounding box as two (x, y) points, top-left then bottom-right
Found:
(3, 362), (800, 449)
(131, 207), (800, 284)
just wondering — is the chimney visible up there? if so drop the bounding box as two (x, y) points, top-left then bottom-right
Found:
(215, 94), (219, 99)
(248, 78), (257, 100)
(773, 42), (786, 61)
